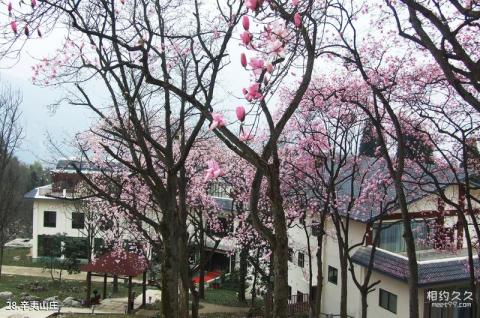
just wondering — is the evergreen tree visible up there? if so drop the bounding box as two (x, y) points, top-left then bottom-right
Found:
(359, 123), (379, 157)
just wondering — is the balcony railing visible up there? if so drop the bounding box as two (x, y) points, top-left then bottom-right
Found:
(287, 294), (309, 315)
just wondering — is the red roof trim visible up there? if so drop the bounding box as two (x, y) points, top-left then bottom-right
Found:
(81, 251), (149, 277)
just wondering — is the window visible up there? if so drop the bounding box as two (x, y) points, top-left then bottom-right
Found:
(298, 252), (304, 268)
(43, 211), (56, 228)
(297, 291), (304, 303)
(72, 212), (85, 229)
(288, 286), (292, 301)
(328, 266), (338, 284)
(208, 181), (230, 198)
(205, 216), (233, 237)
(312, 223), (323, 236)
(288, 248), (293, 262)
(37, 235), (61, 257)
(379, 289), (397, 314)
(375, 220), (430, 253)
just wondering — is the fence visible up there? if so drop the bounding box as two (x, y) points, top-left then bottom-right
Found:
(287, 293), (310, 315)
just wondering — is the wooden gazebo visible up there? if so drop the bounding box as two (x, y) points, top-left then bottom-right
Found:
(81, 251), (149, 313)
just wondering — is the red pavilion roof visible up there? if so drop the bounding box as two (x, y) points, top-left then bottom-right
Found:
(81, 251), (149, 277)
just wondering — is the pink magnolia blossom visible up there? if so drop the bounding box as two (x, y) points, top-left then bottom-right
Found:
(266, 62), (274, 73)
(243, 83), (262, 101)
(7, 2), (12, 14)
(239, 131), (254, 141)
(249, 57), (264, 75)
(245, 0), (258, 11)
(236, 106), (246, 122)
(240, 53), (247, 68)
(204, 160), (224, 182)
(267, 39), (284, 56)
(209, 112), (226, 130)
(292, 0), (299, 6)
(10, 21), (17, 34)
(240, 31), (252, 46)
(294, 13), (302, 28)
(242, 16), (250, 31)
(31, 0), (36, 8)
(269, 21), (289, 39)
(24, 26), (29, 37)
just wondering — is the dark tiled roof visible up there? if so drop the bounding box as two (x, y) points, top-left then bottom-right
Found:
(23, 188), (38, 199)
(55, 159), (102, 171)
(352, 246), (478, 287)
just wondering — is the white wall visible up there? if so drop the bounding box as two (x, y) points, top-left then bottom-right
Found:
(287, 223), (318, 296)
(321, 220), (366, 317)
(366, 271), (424, 318)
(32, 198), (86, 258)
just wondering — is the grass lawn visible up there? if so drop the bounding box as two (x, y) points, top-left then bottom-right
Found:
(1, 247), (40, 267)
(53, 315), (137, 318)
(0, 274), (143, 307)
(203, 288), (253, 308)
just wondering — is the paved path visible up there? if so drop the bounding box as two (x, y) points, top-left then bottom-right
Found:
(0, 308), (53, 318)
(1, 265), (143, 283)
(199, 302), (250, 314)
(0, 266), (249, 317)
(0, 290), (161, 317)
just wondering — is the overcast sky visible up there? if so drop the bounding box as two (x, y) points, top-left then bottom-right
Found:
(0, 12), (276, 166)
(0, 30), (94, 165)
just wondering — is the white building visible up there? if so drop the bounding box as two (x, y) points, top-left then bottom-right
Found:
(25, 160), (480, 317)
(286, 182), (480, 318)
(25, 160), (235, 273)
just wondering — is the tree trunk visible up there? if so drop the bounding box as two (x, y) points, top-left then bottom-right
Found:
(339, 255), (348, 318)
(272, 221), (289, 318)
(199, 224), (206, 299)
(113, 275), (118, 293)
(264, 284), (274, 318)
(304, 224), (314, 317)
(178, 165), (193, 318)
(360, 290), (368, 318)
(161, 224), (179, 318)
(251, 262), (257, 308)
(178, 231), (190, 318)
(459, 216), (477, 318)
(395, 183), (419, 318)
(313, 230), (325, 318)
(190, 286), (200, 318)
(238, 247), (248, 302)
(270, 168), (289, 318)
(0, 242), (4, 279)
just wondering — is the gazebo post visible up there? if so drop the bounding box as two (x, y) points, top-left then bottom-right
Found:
(127, 275), (133, 313)
(103, 273), (108, 299)
(86, 271), (92, 306)
(142, 271), (147, 306)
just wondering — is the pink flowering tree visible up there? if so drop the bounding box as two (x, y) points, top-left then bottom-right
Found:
(203, 140), (280, 315)
(280, 83), (397, 318)
(384, 0), (480, 113)
(305, 2), (480, 315)
(75, 121), (242, 317)
(394, 70), (480, 306)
